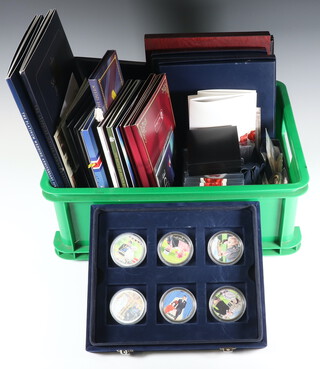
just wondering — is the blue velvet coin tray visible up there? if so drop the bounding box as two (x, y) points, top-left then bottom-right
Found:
(86, 201), (266, 353)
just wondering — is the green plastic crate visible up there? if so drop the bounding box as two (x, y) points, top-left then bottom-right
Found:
(41, 81), (309, 260)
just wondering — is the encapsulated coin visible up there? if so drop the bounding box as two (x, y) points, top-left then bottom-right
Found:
(110, 233), (146, 267)
(159, 287), (196, 324)
(209, 286), (246, 322)
(109, 288), (147, 325)
(158, 232), (194, 266)
(207, 231), (244, 265)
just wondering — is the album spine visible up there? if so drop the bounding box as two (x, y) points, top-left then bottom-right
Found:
(6, 76), (62, 187)
(18, 72), (71, 187)
(88, 79), (105, 113)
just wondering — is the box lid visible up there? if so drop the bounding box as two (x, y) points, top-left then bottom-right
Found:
(86, 201), (266, 353)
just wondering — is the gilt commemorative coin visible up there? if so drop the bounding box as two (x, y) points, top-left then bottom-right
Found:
(110, 232), (146, 267)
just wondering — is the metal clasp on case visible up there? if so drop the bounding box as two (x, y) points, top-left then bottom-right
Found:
(117, 349), (134, 355)
(220, 347), (236, 352)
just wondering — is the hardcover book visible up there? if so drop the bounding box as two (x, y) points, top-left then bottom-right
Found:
(6, 12), (70, 187)
(154, 130), (175, 187)
(123, 74), (176, 187)
(58, 82), (96, 187)
(96, 81), (134, 188)
(72, 103), (100, 188)
(105, 79), (143, 187)
(153, 54), (276, 140)
(64, 90), (97, 187)
(80, 109), (110, 188)
(19, 10), (80, 181)
(20, 11), (79, 141)
(145, 31), (274, 59)
(96, 124), (120, 187)
(119, 74), (161, 187)
(148, 48), (269, 72)
(88, 50), (124, 116)
(54, 73), (88, 187)
(54, 78), (88, 188)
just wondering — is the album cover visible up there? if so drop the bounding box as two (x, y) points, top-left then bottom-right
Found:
(122, 74), (176, 187)
(7, 12), (71, 187)
(88, 50), (124, 116)
(80, 109), (111, 188)
(145, 31), (274, 60)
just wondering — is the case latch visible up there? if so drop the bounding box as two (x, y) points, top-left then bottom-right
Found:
(117, 349), (134, 355)
(220, 347), (236, 352)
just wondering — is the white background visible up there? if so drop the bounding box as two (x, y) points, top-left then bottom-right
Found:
(0, 1), (318, 368)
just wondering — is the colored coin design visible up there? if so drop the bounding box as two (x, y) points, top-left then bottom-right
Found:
(158, 232), (194, 266)
(159, 287), (197, 324)
(207, 231), (244, 265)
(110, 233), (146, 267)
(209, 286), (246, 322)
(109, 288), (147, 325)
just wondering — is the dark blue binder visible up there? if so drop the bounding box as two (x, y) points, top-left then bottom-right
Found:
(19, 10), (77, 137)
(18, 10), (83, 187)
(86, 201), (266, 353)
(6, 13), (69, 187)
(153, 55), (276, 144)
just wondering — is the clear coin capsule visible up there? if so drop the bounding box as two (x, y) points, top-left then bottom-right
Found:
(159, 287), (197, 324)
(207, 231), (244, 265)
(109, 288), (147, 325)
(157, 232), (194, 266)
(209, 286), (246, 322)
(110, 232), (147, 267)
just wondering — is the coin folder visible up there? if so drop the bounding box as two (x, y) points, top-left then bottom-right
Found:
(86, 201), (266, 353)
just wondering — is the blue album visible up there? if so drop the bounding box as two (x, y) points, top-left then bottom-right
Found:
(153, 54), (276, 144)
(86, 201), (266, 353)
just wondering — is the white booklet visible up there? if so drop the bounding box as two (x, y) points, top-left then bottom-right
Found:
(188, 89), (258, 140)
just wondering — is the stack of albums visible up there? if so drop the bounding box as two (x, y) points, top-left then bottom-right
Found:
(7, 9), (287, 190)
(6, 9), (175, 189)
